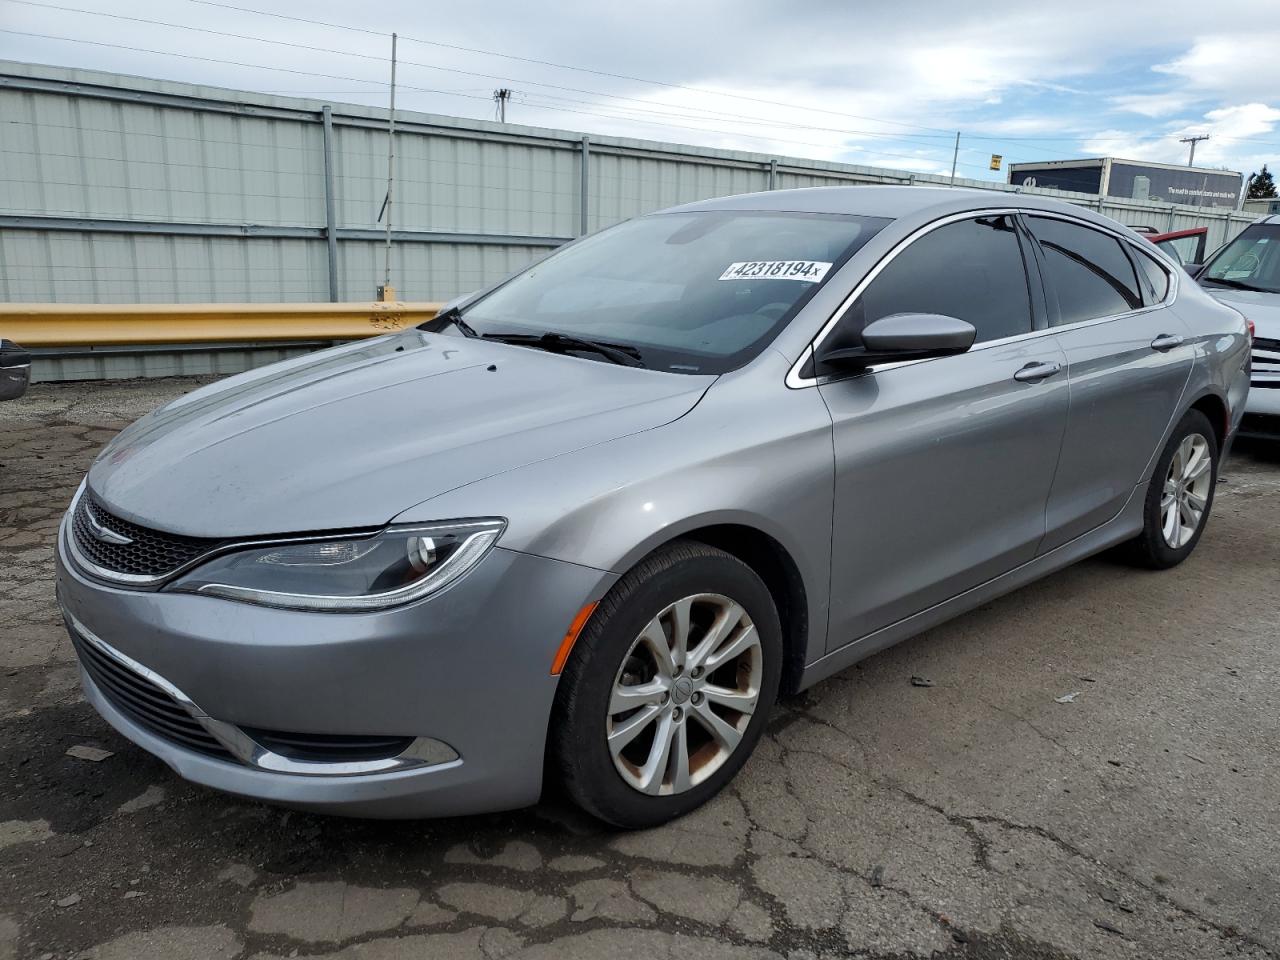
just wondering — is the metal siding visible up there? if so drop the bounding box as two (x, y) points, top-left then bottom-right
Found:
(0, 61), (1259, 313)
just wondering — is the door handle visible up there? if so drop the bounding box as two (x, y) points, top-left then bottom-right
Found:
(1013, 361), (1063, 383)
(1150, 334), (1185, 352)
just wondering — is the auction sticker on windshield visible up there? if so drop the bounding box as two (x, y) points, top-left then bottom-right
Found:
(719, 260), (832, 282)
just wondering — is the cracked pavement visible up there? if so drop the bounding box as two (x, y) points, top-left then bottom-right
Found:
(2, 377), (1278, 960)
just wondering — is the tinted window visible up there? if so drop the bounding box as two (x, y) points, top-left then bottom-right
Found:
(1027, 217), (1144, 325)
(842, 215), (1032, 345)
(459, 210), (888, 374)
(1132, 248), (1170, 304)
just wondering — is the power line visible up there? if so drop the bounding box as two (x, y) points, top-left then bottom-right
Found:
(0, 31), (987, 173)
(168, 0), (1280, 150)
(511, 89), (956, 145)
(2, 0), (1013, 166)
(513, 95), (995, 172)
(169, 0), (962, 135)
(0, 28), (496, 102)
(8, 0), (1069, 167)
(2, 0), (970, 148)
(11, 0), (1274, 160)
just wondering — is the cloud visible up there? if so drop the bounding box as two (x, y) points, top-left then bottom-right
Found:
(1, 0), (1277, 182)
(1110, 93), (1194, 119)
(1080, 103), (1280, 173)
(1155, 34), (1280, 100)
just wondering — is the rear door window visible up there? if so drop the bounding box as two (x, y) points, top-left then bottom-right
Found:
(1026, 216), (1144, 325)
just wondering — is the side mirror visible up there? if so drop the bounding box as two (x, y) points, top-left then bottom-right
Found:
(818, 313), (977, 369)
(1183, 263), (1206, 280)
(0, 340), (31, 402)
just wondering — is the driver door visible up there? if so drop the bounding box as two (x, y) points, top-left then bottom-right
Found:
(816, 214), (1070, 650)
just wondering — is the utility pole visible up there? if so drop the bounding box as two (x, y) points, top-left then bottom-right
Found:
(493, 88), (512, 123)
(379, 32), (398, 301)
(950, 132), (960, 184)
(1179, 134), (1209, 168)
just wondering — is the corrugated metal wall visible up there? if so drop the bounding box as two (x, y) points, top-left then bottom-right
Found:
(0, 59), (1259, 308)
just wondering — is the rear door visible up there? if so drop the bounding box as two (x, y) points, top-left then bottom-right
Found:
(817, 214), (1069, 649)
(1024, 214), (1194, 552)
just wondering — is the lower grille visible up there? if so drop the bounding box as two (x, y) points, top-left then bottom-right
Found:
(66, 618), (442, 775)
(69, 629), (236, 762)
(241, 728), (414, 763)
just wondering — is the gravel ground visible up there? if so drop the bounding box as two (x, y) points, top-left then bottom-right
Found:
(1, 377), (1278, 960)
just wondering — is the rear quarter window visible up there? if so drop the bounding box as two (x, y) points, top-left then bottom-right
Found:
(1131, 247), (1171, 305)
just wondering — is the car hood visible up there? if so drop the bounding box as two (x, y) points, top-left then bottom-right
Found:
(1202, 286), (1280, 335)
(88, 332), (714, 538)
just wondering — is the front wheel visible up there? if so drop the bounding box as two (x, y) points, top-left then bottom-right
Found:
(550, 541), (782, 828)
(1123, 408), (1219, 569)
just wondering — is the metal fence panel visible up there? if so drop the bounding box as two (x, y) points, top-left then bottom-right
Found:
(0, 59), (1260, 315)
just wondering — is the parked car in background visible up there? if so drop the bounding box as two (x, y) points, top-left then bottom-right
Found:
(56, 187), (1250, 828)
(1147, 227), (1208, 269)
(1197, 214), (1280, 438)
(0, 340), (31, 401)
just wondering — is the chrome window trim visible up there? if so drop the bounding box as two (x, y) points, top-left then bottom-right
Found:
(66, 609), (459, 777)
(785, 206), (1180, 389)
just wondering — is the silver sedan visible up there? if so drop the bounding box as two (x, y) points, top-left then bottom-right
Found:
(56, 187), (1250, 827)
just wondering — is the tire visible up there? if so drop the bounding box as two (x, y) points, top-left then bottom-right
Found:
(551, 540), (782, 829)
(1123, 409), (1219, 569)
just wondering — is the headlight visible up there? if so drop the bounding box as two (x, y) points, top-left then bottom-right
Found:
(169, 520), (504, 612)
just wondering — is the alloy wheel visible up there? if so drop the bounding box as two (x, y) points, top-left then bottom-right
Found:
(606, 593), (762, 795)
(1161, 433), (1212, 549)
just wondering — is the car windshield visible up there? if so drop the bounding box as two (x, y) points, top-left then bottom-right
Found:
(1202, 223), (1280, 293)
(458, 210), (889, 373)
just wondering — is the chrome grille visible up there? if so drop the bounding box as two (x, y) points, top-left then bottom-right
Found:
(71, 492), (224, 579)
(68, 626), (236, 762)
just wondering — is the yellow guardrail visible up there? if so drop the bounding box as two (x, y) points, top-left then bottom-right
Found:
(0, 302), (443, 347)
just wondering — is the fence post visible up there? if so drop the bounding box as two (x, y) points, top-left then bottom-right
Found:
(579, 137), (590, 236)
(321, 105), (339, 302)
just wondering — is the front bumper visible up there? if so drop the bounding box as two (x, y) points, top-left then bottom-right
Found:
(56, 515), (614, 818)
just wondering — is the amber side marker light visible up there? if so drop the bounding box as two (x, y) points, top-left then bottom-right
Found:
(551, 601), (599, 675)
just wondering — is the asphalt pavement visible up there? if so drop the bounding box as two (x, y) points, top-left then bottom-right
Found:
(2, 377), (1278, 960)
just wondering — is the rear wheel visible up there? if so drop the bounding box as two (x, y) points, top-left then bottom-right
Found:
(551, 541), (781, 828)
(1124, 409), (1218, 569)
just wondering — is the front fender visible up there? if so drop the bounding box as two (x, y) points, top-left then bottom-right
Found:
(394, 352), (837, 666)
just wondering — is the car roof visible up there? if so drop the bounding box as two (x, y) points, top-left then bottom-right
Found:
(662, 184), (1133, 230)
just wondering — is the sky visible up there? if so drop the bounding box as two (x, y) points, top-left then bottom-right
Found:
(2, 0), (1279, 184)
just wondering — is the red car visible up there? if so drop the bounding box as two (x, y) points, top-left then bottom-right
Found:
(1145, 227), (1208, 269)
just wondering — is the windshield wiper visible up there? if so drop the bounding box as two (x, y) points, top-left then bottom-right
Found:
(481, 332), (646, 367)
(422, 306), (478, 338)
(1202, 276), (1273, 293)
